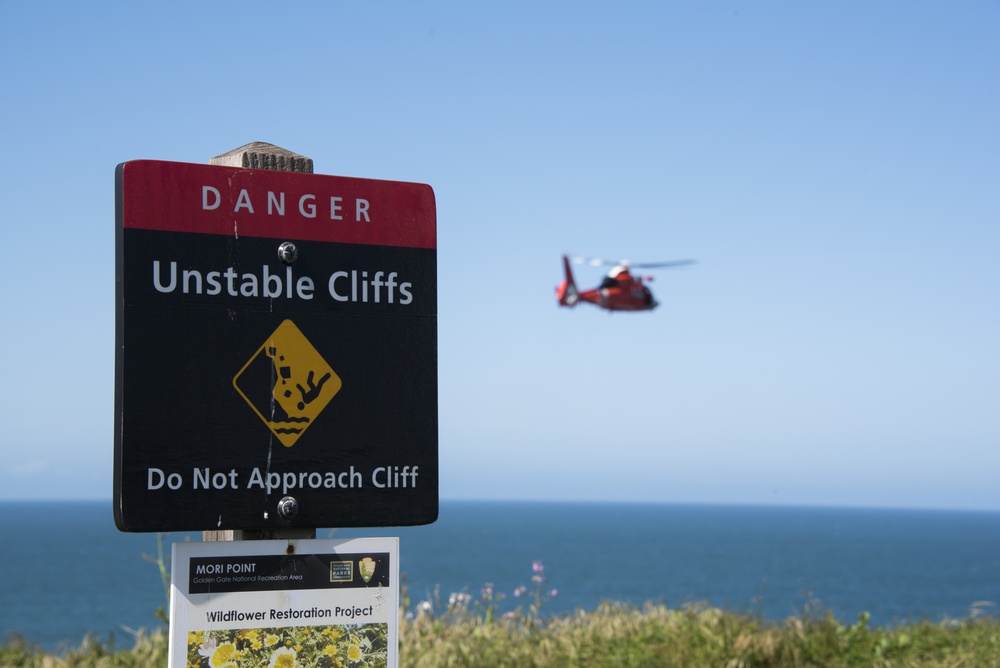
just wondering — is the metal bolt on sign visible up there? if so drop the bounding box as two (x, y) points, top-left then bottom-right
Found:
(278, 241), (298, 265)
(277, 496), (300, 520)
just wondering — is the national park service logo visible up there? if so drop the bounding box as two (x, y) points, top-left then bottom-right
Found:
(233, 320), (342, 447)
(359, 557), (376, 583)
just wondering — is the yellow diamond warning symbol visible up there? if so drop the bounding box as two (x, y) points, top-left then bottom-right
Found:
(233, 320), (342, 447)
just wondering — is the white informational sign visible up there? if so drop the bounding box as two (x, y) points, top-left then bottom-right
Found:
(169, 538), (398, 668)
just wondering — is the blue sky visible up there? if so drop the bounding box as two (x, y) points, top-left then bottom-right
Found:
(2, 2), (997, 510)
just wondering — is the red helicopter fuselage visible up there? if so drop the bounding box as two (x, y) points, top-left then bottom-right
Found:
(556, 255), (658, 312)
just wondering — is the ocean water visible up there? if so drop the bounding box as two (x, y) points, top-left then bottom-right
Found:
(1, 500), (998, 650)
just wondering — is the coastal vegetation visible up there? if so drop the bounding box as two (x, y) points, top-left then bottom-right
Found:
(3, 605), (999, 667)
(3, 559), (997, 666)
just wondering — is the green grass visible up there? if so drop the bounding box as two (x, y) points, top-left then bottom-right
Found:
(398, 602), (1000, 668)
(4, 604), (998, 667)
(6, 556), (997, 666)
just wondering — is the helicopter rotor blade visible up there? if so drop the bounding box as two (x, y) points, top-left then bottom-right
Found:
(629, 260), (697, 269)
(569, 256), (610, 267)
(570, 256), (696, 270)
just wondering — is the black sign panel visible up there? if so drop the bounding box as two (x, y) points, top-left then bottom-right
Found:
(114, 160), (437, 532)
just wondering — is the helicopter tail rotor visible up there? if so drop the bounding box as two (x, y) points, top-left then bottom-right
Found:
(556, 254), (579, 307)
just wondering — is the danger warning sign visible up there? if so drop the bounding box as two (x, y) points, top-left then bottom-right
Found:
(114, 159), (437, 533)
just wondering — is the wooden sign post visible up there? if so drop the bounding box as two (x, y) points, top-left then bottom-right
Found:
(207, 142), (314, 542)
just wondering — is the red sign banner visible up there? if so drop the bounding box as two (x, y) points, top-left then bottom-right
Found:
(118, 160), (436, 248)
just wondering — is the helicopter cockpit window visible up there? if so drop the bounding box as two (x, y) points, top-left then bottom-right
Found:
(599, 276), (618, 289)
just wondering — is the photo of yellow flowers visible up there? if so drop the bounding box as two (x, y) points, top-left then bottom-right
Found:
(189, 623), (388, 668)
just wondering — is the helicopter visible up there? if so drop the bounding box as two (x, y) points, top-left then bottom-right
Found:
(555, 255), (696, 312)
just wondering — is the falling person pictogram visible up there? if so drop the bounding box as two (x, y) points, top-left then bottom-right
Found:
(296, 370), (333, 410)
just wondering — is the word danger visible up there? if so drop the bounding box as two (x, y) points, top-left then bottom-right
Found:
(202, 185), (372, 222)
(147, 466), (421, 493)
(151, 261), (414, 304)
